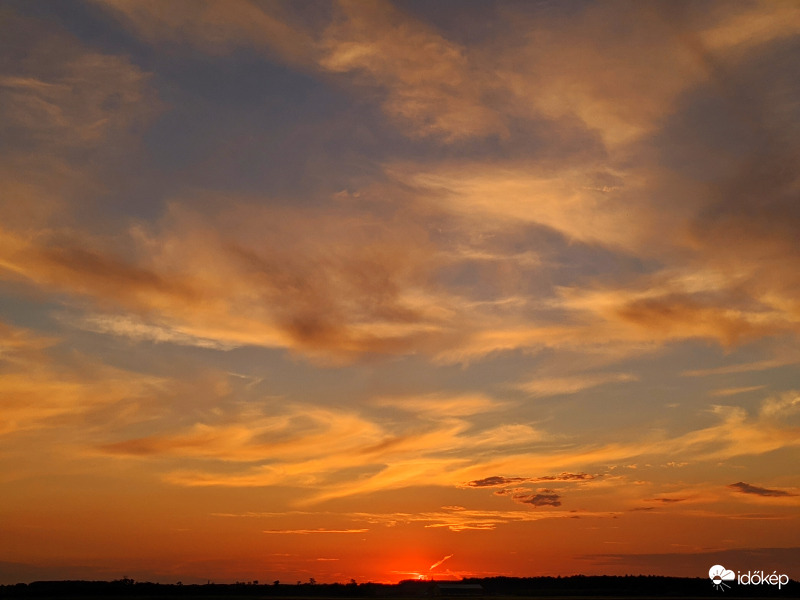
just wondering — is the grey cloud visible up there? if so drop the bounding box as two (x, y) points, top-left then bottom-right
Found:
(491, 486), (563, 508)
(465, 475), (528, 488)
(536, 472), (596, 482)
(492, 487), (527, 497)
(512, 489), (562, 508)
(649, 497), (687, 503)
(729, 482), (797, 497)
(466, 472), (595, 487)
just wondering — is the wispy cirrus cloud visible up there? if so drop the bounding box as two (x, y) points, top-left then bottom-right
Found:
(0, 321), (166, 437)
(3, 200), (456, 363)
(99, 404), (386, 464)
(4, 3), (799, 369)
(263, 528), (368, 535)
(683, 357), (800, 377)
(349, 508), (613, 532)
(700, 1), (800, 53)
(60, 312), (237, 351)
(93, 390), (800, 505)
(0, 9), (159, 240)
(214, 507), (616, 534)
(517, 373), (637, 398)
(0, 20), (157, 153)
(92, 0), (317, 67)
(710, 385), (768, 397)
(95, 391), (541, 500)
(318, 0), (506, 141)
(97, 0), (505, 142)
(394, 162), (660, 252)
(90, 0), (800, 152)
(373, 393), (508, 417)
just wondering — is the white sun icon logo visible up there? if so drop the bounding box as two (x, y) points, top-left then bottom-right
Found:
(709, 564), (735, 591)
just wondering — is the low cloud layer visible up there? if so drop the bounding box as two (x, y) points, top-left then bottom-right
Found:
(728, 482), (797, 497)
(506, 489), (562, 508)
(465, 473), (595, 488)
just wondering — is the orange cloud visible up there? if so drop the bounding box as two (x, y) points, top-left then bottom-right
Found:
(5, 1), (797, 371)
(710, 385), (767, 397)
(84, 0), (800, 157)
(263, 528), (369, 535)
(93, 390), (538, 500)
(93, 0), (317, 67)
(700, 0), (800, 53)
(88, 385), (800, 507)
(349, 507), (616, 532)
(517, 373), (637, 398)
(614, 294), (788, 347)
(0, 10), (158, 233)
(96, 0), (505, 142)
(0, 321), (166, 437)
(1, 198), (459, 363)
(0, 52), (155, 150)
(391, 162), (662, 252)
(373, 393), (507, 417)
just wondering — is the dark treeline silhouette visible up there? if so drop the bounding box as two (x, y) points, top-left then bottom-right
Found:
(0, 575), (795, 599)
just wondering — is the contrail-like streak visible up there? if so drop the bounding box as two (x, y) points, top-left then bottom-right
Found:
(429, 554), (454, 571)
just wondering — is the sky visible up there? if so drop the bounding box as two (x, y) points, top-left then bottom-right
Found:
(1, 0), (799, 586)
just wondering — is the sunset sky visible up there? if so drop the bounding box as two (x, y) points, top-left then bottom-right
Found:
(1, 0), (799, 586)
